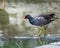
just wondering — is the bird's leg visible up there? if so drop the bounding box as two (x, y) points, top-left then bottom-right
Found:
(43, 26), (46, 36)
(38, 26), (47, 44)
(38, 26), (47, 37)
(38, 27), (43, 37)
(38, 26), (46, 44)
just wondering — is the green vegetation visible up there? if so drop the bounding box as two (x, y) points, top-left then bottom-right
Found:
(0, 9), (9, 30)
(0, 9), (9, 24)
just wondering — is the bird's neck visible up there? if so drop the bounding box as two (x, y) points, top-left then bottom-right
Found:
(27, 16), (34, 24)
(27, 16), (33, 20)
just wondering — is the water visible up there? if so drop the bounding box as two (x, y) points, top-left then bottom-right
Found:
(0, 40), (5, 46)
(3, 39), (39, 48)
(0, 38), (59, 48)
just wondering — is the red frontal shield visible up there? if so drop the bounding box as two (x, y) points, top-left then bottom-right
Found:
(24, 16), (26, 19)
(24, 16), (27, 21)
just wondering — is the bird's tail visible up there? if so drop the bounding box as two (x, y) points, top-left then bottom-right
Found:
(44, 13), (55, 20)
(49, 13), (55, 17)
(50, 17), (59, 21)
(49, 13), (55, 18)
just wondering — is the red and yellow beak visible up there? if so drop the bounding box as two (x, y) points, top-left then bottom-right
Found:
(24, 16), (27, 21)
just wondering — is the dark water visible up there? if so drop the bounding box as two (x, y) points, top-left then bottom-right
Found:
(0, 38), (59, 48)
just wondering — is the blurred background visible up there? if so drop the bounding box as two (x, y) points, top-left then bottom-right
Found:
(0, 0), (60, 48)
(0, 0), (60, 37)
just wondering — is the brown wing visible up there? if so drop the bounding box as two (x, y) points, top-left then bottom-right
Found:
(38, 13), (55, 20)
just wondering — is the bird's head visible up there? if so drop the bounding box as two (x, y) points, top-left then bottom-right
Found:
(24, 14), (31, 21)
(24, 14), (31, 19)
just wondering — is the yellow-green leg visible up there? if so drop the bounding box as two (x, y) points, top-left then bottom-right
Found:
(38, 26), (47, 44)
(38, 26), (47, 37)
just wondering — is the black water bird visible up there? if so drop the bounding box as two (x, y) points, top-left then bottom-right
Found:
(24, 13), (58, 26)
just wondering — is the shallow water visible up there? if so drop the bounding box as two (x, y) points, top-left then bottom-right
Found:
(0, 38), (59, 48)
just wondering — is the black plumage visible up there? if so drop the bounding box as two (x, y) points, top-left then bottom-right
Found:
(24, 13), (58, 26)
